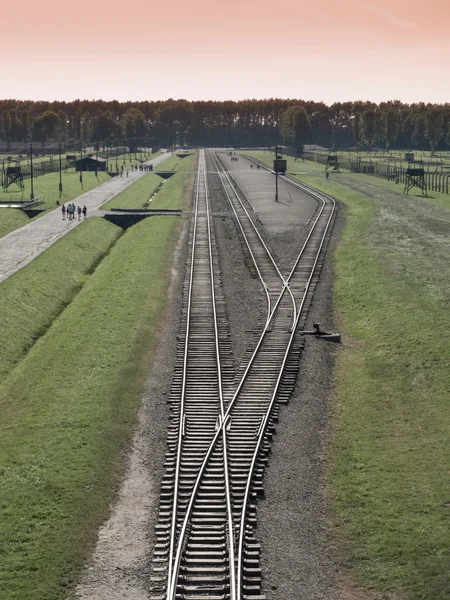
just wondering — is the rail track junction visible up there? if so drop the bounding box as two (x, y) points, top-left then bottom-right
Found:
(148, 149), (337, 600)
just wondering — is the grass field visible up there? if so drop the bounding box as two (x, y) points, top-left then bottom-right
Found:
(0, 219), (122, 380)
(0, 215), (182, 600)
(102, 172), (162, 210)
(313, 149), (450, 169)
(157, 151), (195, 172)
(241, 151), (450, 599)
(244, 150), (450, 210)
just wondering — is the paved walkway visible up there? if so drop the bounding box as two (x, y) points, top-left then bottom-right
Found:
(0, 153), (171, 283)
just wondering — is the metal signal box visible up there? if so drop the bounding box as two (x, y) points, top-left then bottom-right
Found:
(273, 159), (287, 174)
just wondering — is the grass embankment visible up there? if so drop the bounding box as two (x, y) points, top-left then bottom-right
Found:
(0, 210), (29, 238)
(0, 170), (110, 238)
(151, 173), (188, 209)
(157, 151), (195, 172)
(102, 151), (193, 211)
(0, 219), (122, 380)
(102, 172), (162, 210)
(0, 216), (182, 600)
(246, 150), (450, 599)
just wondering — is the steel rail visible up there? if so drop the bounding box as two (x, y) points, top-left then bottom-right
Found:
(210, 150), (296, 327)
(235, 182), (336, 600)
(163, 150), (336, 600)
(167, 150), (236, 600)
(186, 151), (336, 599)
(165, 151), (202, 599)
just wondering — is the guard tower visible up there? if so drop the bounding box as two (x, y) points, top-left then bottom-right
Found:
(295, 146), (305, 161)
(2, 161), (24, 191)
(404, 163), (427, 196)
(326, 154), (339, 172)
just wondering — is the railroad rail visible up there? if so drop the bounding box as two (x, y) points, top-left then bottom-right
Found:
(151, 149), (336, 600)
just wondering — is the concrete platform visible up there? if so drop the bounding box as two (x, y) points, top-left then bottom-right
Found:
(219, 152), (318, 235)
(0, 153), (171, 283)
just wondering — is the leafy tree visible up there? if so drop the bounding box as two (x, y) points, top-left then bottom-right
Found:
(411, 112), (426, 149)
(123, 108), (147, 147)
(383, 108), (399, 150)
(425, 107), (444, 155)
(352, 113), (361, 149)
(81, 111), (92, 141)
(155, 100), (193, 146)
(92, 110), (119, 142)
(280, 105), (311, 149)
(21, 109), (30, 139)
(361, 109), (377, 149)
(32, 110), (61, 141)
(2, 110), (12, 148)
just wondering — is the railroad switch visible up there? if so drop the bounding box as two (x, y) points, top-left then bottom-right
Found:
(302, 322), (341, 343)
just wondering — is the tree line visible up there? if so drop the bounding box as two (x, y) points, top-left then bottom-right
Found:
(1, 98), (450, 152)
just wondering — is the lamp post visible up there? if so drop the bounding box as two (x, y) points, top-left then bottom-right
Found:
(106, 141), (109, 171)
(79, 138), (83, 186)
(30, 142), (34, 200)
(59, 141), (63, 197)
(275, 144), (279, 203)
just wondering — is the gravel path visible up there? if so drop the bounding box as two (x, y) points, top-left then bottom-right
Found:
(0, 153), (171, 283)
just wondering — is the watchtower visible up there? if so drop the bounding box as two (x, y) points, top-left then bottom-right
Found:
(295, 146), (305, 161)
(404, 163), (427, 196)
(2, 161), (24, 191)
(326, 154), (339, 172)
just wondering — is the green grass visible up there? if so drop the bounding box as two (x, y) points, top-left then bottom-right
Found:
(313, 149), (450, 169)
(243, 151), (450, 599)
(0, 219), (122, 380)
(102, 172), (162, 210)
(0, 209), (30, 238)
(157, 151), (195, 172)
(242, 150), (450, 209)
(101, 154), (193, 211)
(284, 169), (449, 599)
(0, 215), (182, 600)
(0, 170), (110, 238)
(151, 171), (192, 210)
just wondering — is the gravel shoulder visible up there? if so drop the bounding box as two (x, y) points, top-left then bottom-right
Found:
(75, 152), (344, 600)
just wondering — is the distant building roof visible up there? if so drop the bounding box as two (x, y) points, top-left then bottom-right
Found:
(76, 156), (106, 163)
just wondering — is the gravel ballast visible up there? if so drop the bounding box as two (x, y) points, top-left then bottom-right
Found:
(75, 151), (343, 600)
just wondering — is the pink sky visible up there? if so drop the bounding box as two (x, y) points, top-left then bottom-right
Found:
(2, 0), (449, 103)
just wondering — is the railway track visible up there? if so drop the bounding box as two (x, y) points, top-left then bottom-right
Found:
(150, 149), (336, 600)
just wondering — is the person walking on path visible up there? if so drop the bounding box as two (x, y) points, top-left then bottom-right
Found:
(62, 204), (66, 220)
(77, 206), (82, 221)
(82, 205), (87, 219)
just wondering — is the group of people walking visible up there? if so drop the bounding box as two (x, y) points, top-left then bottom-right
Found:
(116, 163), (153, 177)
(62, 203), (87, 221)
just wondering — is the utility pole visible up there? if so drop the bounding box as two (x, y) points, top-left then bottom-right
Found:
(79, 137), (83, 185)
(59, 141), (63, 197)
(30, 142), (34, 200)
(275, 144), (279, 203)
